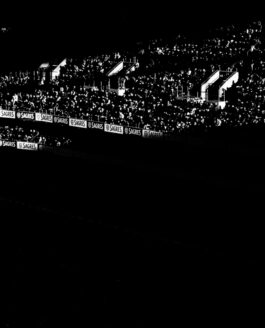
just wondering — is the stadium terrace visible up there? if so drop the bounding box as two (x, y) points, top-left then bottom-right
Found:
(0, 21), (264, 149)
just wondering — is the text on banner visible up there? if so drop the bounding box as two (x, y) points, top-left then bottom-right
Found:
(16, 112), (35, 120)
(0, 109), (16, 119)
(142, 130), (163, 138)
(17, 141), (38, 151)
(69, 118), (87, 128)
(35, 113), (53, 123)
(104, 123), (124, 134)
(87, 121), (104, 130)
(124, 127), (142, 136)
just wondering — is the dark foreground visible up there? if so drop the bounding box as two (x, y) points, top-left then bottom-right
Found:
(0, 131), (263, 327)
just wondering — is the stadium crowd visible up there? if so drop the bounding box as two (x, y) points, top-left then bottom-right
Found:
(146, 21), (262, 70)
(0, 20), (264, 137)
(214, 41), (265, 127)
(0, 124), (72, 147)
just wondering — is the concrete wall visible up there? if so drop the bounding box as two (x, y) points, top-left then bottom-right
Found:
(51, 59), (67, 80)
(201, 71), (220, 100)
(39, 63), (49, 69)
(107, 61), (124, 77)
(218, 72), (239, 99)
(109, 88), (125, 96)
(218, 101), (226, 109)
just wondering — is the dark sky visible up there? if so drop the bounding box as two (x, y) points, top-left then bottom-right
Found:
(0, 0), (264, 59)
(1, 1), (263, 28)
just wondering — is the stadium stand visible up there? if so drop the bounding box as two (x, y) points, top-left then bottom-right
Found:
(0, 123), (72, 148)
(0, 20), (264, 140)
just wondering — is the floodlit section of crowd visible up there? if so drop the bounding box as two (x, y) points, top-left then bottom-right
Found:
(0, 20), (264, 144)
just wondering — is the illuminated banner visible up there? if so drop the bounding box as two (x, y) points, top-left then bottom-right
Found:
(54, 116), (69, 125)
(17, 141), (38, 151)
(16, 112), (35, 120)
(0, 109), (16, 119)
(142, 130), (163, 138)
(35, 113), (53, 123)
(2, 140), (16, 147)
(124, 127), (142, 137)
(87, 121), (104, 131)
(104, 123), (124, 134)
(69, 118), (87, 129)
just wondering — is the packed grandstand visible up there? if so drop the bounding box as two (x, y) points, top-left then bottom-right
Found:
(0, 20), (264, 150)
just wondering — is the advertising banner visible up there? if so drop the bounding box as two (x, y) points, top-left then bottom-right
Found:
(104, 123), (124, 134)
(142, 130), (163, 138)
(0, 109), (16, 119)
(16, 112), (35, 120)
(54, 116), (69, 125)
(35, 113), (53, 123)
(87, 121), (104, 131)
(69, 118), (87, 129)
(2, 140), (16, 147)
(17, 141), (38, 151)
(124, 127), (142, 137)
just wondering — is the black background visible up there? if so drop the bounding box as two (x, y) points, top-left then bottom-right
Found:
(1, 1), (263, 38)
(1, 1), (263, 67)
(0, 2), (263, 326)
(1, 130), (263, 326)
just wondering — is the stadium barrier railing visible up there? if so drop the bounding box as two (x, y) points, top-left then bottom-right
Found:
(0, 108), (164, 139)
(0, 139), (39, 151)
